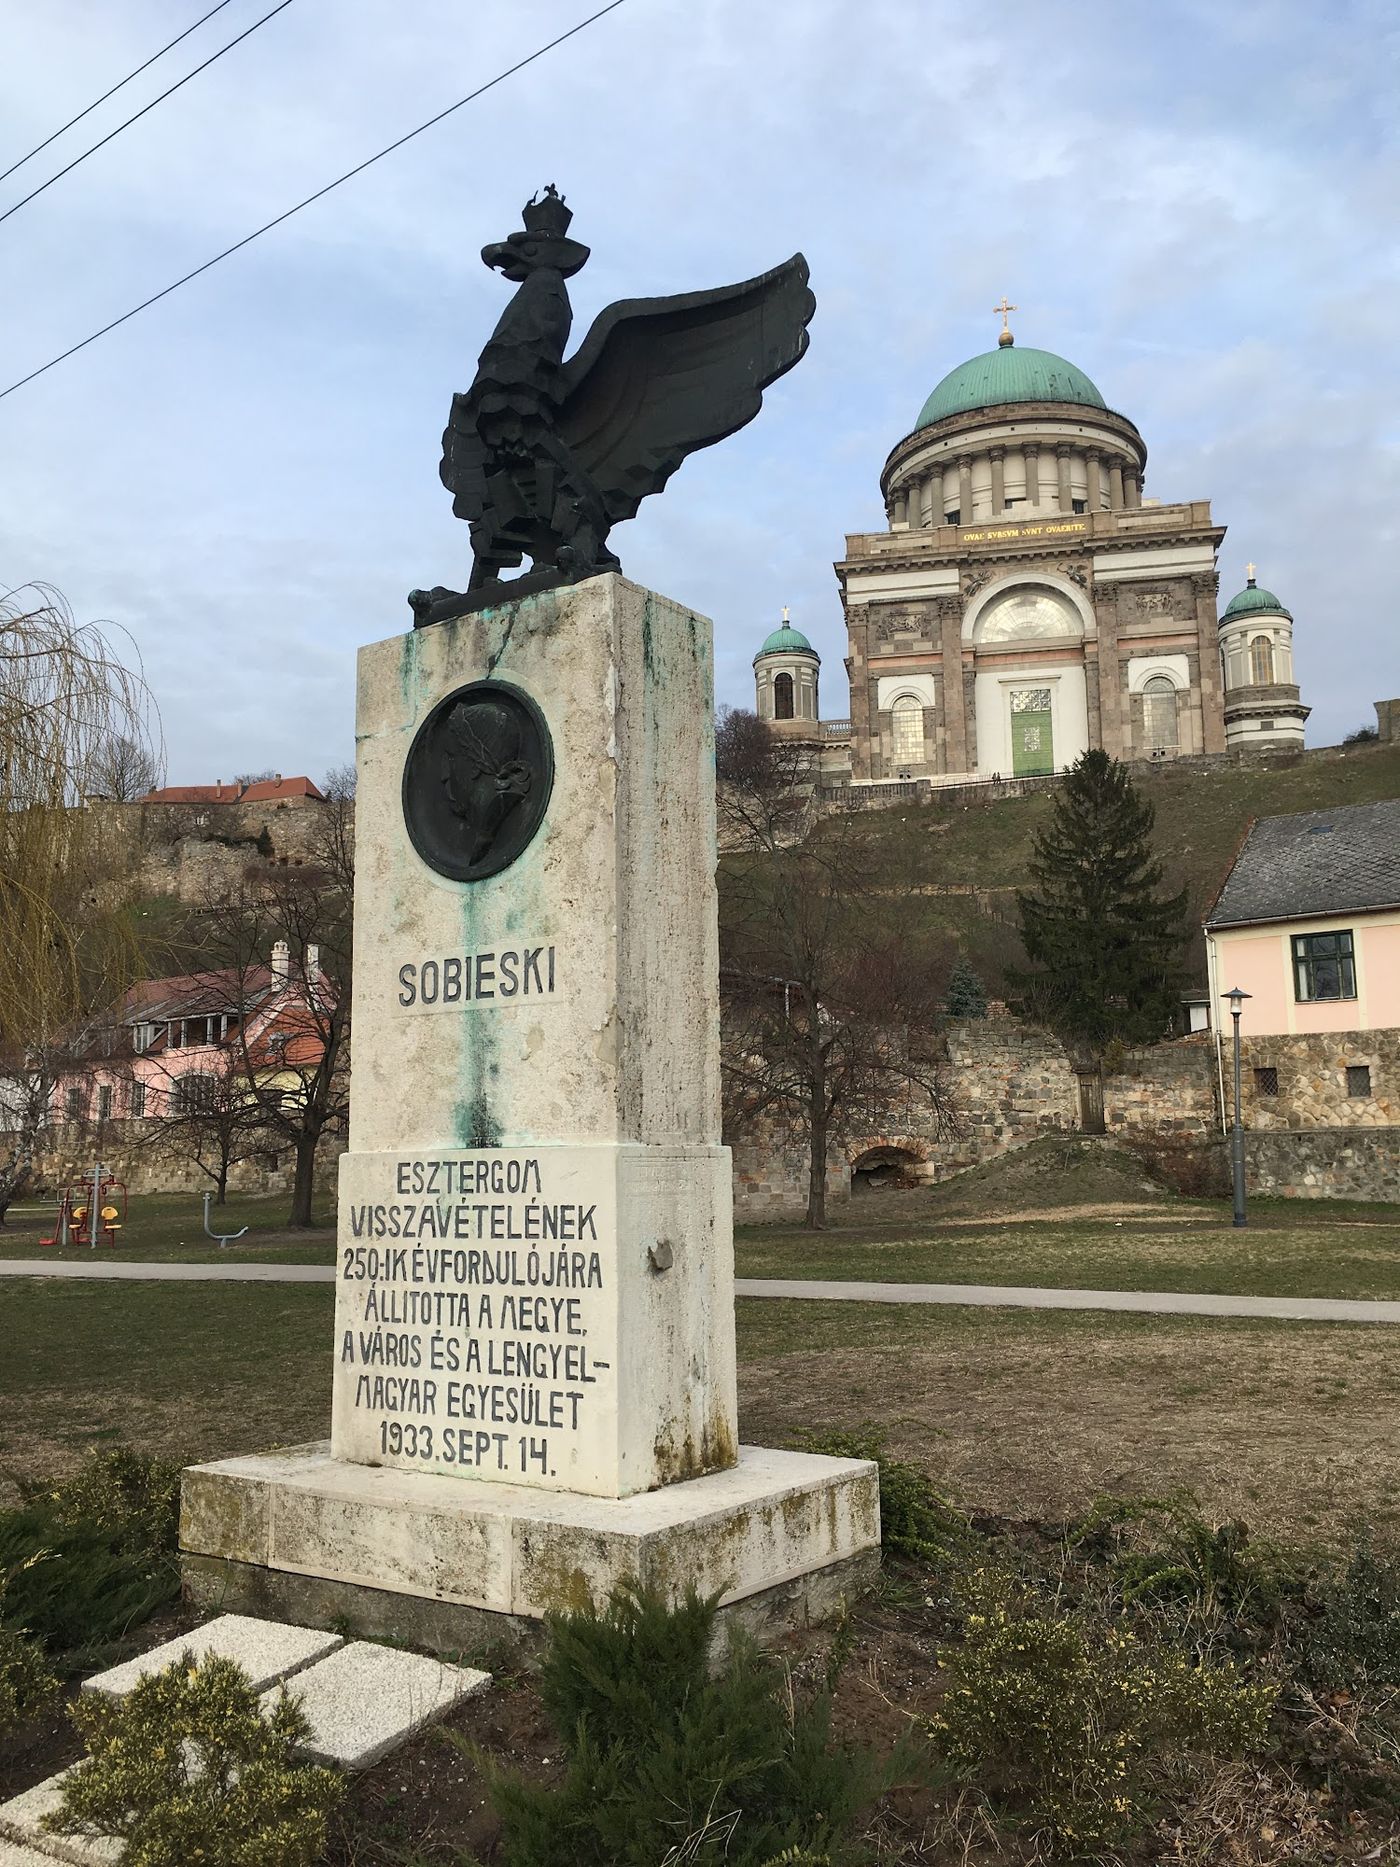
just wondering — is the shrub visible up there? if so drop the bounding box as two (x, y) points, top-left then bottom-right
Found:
(45, 1651), (343, 1867)
(1297, 1540), (1400, 1691)
(0, 1621), (59, 1737)
(930, 1580), (1277, 1857)
(1070, 1492), (1296, 1632)
(803, 1427), (968, 1564)
(0, 1448), (181, 1659)
(464, 1580), (892, 1867)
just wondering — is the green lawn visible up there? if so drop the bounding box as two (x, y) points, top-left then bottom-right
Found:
(734, 1204), (1400, 1299)
(0, 1277), (333, 1493)
(5, 1274), (1400, 1546)
(0, 1191), (337, 1264)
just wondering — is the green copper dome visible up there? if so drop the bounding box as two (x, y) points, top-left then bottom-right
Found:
(1222, 579), (1290, 620)
(754, 622), (817, 661)
(916, 342), (1107, 428)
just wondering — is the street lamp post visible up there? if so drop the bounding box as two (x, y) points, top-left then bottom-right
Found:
(1222, 987), (1252, 1228)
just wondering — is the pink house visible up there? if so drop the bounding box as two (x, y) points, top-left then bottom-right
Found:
(57, 941), (329, 1126)
(1205, 800), (1400, 1040)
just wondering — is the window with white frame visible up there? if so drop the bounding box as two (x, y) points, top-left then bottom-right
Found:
(1142, 675), (1179, 750)
(890, 695), (924, 765)
(1249, 636), (1275, 684)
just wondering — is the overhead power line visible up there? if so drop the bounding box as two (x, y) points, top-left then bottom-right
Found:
(0, 0), (629, 405)
(0, 0), (297, 229)
(0, 0), (239, 188)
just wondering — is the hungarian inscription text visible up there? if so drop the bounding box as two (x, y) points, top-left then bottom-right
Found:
(331, 1147), (617, 1492)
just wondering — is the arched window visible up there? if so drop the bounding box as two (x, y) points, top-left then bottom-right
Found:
(891, 694), (924, 765)
(972, 584), (1083, 644)
(772, 671), (794, 720)
(1142, 675), (1179, 750)
(1250, 636), (1275, 685)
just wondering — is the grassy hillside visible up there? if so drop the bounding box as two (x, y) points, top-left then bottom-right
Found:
(722, 740), (1400, 993)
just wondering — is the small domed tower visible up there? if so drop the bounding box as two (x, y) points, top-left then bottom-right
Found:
(1218, 566), (1309, 748)
(753, 610), (820, 726)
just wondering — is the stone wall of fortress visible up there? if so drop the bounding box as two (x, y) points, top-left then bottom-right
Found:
(732, 1017), (1400, 1219)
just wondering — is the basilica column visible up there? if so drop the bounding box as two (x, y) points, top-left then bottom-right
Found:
(1056, 444), (1072, 513)
(1192, 571), (1227, 753)
(958, 455), (973, 524)
(1108, 459), (1125, 508)
(1124, 469), (1142, 508)
(1023, 443), (1040, 508)
(890, 490), (908, 527)
(938, 596), (968, 774)
(1086, 451), (1102, 511)
(990, 447), (1005, 513)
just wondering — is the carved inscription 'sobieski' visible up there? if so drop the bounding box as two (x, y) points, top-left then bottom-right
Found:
(395, 945), (557, 1009)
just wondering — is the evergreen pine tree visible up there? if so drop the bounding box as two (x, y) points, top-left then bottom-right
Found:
(1012, 749), (1186, 1055)
(944, 958), (988, 1020)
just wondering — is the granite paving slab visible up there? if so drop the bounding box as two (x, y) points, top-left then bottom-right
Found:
(0, 1770), (118, 1867)
(82, 1613), (342, 1698)
(269, 1640), (490, 1770)
(0, 1836), (69, 1867)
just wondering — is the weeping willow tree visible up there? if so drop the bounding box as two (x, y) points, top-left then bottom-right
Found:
(0, 584), (161, 1222)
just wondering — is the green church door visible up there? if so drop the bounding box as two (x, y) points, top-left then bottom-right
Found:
(1010, 687), (1054, 776)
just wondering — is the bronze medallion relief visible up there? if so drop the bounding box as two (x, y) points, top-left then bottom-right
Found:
(402, 679), (553, 882)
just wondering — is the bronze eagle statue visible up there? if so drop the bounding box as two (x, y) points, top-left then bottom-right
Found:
(409, 187), (815, 626)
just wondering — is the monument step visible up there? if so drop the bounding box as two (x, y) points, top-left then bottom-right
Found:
(0, 1771), (116, 1867)
(0, 1629), (493, 1860)
(260, 1640), (490, 1770)
(0, 1837), (70, 1867)
(81, 1612), (341, 1699)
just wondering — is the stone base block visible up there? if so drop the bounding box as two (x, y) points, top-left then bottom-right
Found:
(261, 1642), (489, 1769)
(82, 1612), (341, 1699)
(181, 1442), (879, 1653)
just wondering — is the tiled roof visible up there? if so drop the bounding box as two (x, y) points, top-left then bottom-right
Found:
(138, 776), (325, 805)
(1207, 799), (1400, 929)
(240, 776), (326, 802)
(140, 783), (243, 805)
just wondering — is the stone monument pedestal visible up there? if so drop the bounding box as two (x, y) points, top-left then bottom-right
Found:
(182, 1442), (878, 1651)
(181, 577), (877, 1646)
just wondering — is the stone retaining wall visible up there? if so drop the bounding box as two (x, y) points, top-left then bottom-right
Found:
(1238, 1030), (1399, 1131)
(1245, 1128), (1400, 1203)
(13, 1119), (345, 1202)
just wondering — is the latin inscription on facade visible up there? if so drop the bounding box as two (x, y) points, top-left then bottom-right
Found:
(960, 519), (1089, 545)
(331, 1148), (617, 1494)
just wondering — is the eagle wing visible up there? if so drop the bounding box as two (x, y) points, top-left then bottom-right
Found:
(555, 254), (814, 524)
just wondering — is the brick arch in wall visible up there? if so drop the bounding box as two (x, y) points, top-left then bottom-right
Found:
(848, 1136), (933, 1190)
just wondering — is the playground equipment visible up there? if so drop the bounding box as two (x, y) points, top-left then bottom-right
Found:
(40, 1164), (126, 1247)
(202, 1190), (248, 1249)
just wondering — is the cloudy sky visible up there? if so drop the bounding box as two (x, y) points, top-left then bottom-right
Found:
(2, 0), (1396, 781)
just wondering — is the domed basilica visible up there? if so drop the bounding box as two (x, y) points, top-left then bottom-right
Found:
(754, 309), (1308, 784)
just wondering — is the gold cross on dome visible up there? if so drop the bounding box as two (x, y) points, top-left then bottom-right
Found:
(1245, 561), (1257, 581)
(781, 605), (790, 622)
(993, 296), (1018, 334)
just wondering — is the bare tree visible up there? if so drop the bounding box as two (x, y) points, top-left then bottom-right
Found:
(132, 1049), (266, 1205)
(0, 584), (161, 1225)
(178, 811), (351, 1226)
(714, 704), (822, 851)
(717, 712), (958, 1227)
(88, 732), (161, 801)
(321, 763), (356, 802)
